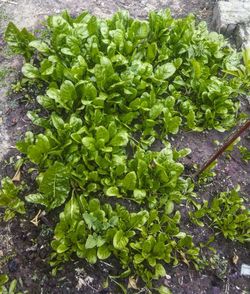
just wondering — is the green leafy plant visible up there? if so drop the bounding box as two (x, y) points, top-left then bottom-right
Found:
(197, 160), (218, 184)
(190, 186), (250, 243)
(0, 177), (25, 221)
(238, 145), (250, 162)
(0, 274), (22, 294)
(3, 8), (249, 290)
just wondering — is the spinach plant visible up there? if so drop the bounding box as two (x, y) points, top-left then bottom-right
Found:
(190, 187), (250, 243)
(0, 177), (25, 221)
(2, 9), (249, 291)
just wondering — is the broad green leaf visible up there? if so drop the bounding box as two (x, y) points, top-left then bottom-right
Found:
(122, 171), (137, 190)
(25, 193), (49, 207)
(29, 40), (51, 53)
(22, 63), (39, 78)
(51, 112), (65, 131)
(64, 195), (80, 222)
(154, 263), (166, 279)
(106, 186), (120, 197)
(57, 243), (69, 253)
(133, 189), (146, 202)
(150, 103), (163, 119)
(4, 22), (35, 59)
(27, 162), (70, 210)
(86, 248), (97, 264)
(0, 274), (9, 286)
(96, 126), (109, 143)
(113, 230), (128, 250)
(97, 245), (111, 260)
(88, 198), (100, 212)
(9, 279), (17, 293)
(82, 137), (96, 151)
(133, 254), (144, 264)
(165, 201), (174, 215)
(27, 134), (50, 164)
(165, 116), (182, 134)
(110, 130), (128, 147)
(0, 177), (25, 220)
(157, 285), (172, 294)
(85, 235), (98, 249)
(129, 211), (149, 229)
(155, 63), (176, 80)
(60, 80), (77, 109)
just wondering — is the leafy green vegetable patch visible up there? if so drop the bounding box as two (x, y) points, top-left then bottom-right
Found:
(1, 9), (250, 292)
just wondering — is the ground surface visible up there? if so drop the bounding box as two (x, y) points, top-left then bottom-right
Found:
(0, 0), (249, 293)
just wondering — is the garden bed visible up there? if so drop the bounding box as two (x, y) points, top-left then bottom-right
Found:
(0, 1), (249, 293)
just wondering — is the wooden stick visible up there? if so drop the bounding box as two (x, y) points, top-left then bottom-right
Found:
(194, 119), (250, 178)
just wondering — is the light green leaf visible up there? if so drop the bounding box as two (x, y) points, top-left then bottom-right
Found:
(86, 248), (97, 264)
(113, 230), (128, 250)
(0, 177), (25, 220)
(85, 235), (97, 249)
(154, 263), (166, 279)
(29, 40), (51, 53)
(106, 186), (120, 197)
(155, 63), (176, 80)
(26, 162), (70, 210)
(96, 126), (109, 144)
(56, 243), (69, 253)
(97, 245), (111, 260)
(133, 189), (146, 202)
(9, 279), (17, 293)
(0, 274), (9, 286)
(25, 193), (49, 207)
(157, 285), (172, 294)
(122, 171), (137, 190)
(22, 63), (39, 78)
(110, 130), (128, 147)
(27, 134), (50, 164)
(165, 201), (174, 215)
(149, 103), (163, 119)
(82, 137), (96, 151)
(133, 254), (144, 264)
(88, 198), (100, 212)
(60, 80), (77, 109)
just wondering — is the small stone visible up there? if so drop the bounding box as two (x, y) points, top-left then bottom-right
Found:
(8, 259), (19, 273)
(241, 264), (250, 276)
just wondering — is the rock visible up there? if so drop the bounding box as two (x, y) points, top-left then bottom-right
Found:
(241, 264), (250, 276)
(235, 22), (250, 49)
(8, 259), (19, 272)
(212, 1), (250, 37)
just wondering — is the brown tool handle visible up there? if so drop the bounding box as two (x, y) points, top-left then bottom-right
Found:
(194, 119), (250, 178)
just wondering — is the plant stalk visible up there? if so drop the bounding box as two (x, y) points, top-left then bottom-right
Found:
(194, 119), (250, 178)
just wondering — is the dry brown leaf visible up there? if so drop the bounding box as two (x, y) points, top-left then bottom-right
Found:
(128, 276), (138, 289)
(232, 253), (239, 265)
(30, 210), (42, 226)
(12, 169), (21, 182)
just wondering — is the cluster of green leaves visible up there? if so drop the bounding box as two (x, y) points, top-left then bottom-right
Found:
(190, 187), (250, 243)
(0, 177), (25, 221)
(0, 274), (21, 294)
(238, 145), (250, 162)
(5, 10), (247, 134)
(50, 194), (200, 286)
(2, 9), (249, 290)
(224, 47), (250, 92)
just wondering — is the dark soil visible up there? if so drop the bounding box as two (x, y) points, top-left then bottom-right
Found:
(0, 1), (250, 293)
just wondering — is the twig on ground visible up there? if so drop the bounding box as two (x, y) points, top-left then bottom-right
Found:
(194, 119), (250, 179)
(0, 0), (18, 5)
